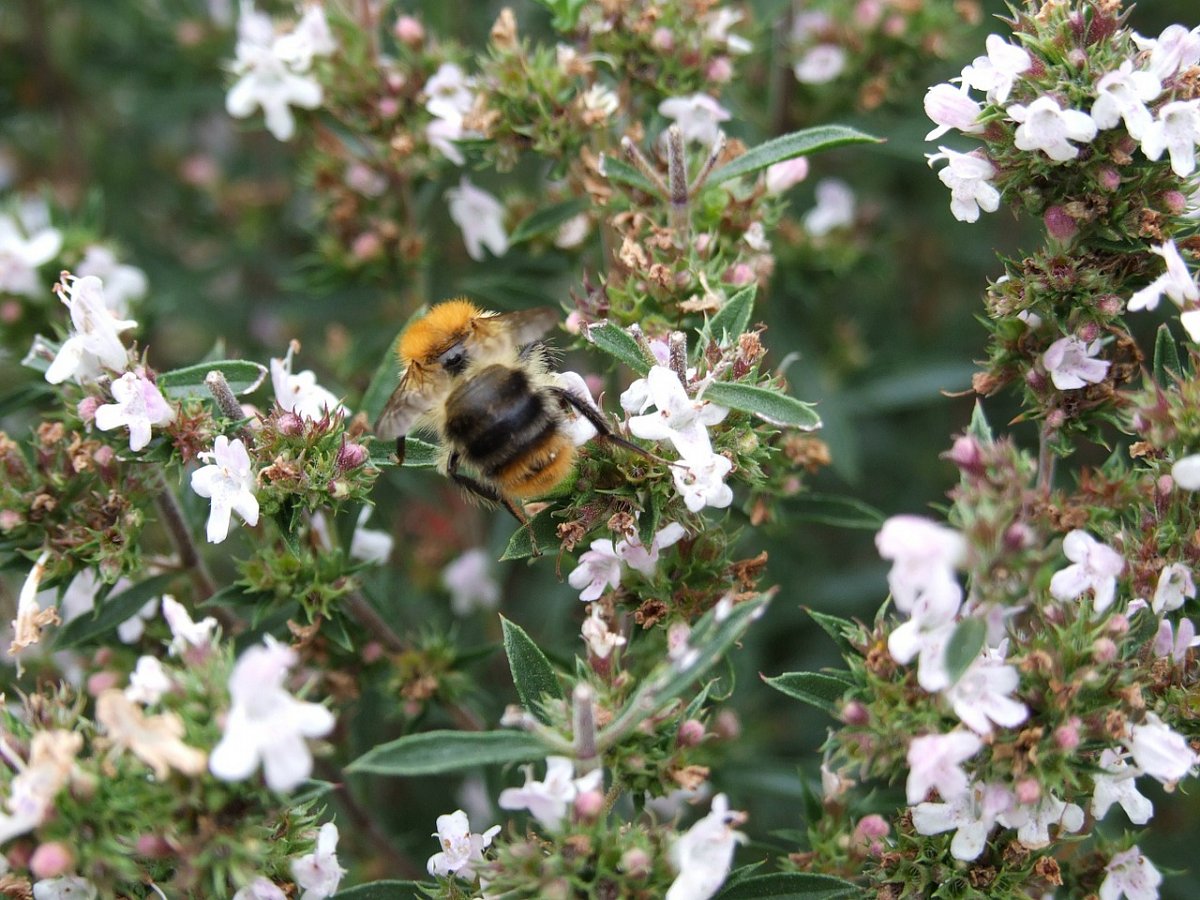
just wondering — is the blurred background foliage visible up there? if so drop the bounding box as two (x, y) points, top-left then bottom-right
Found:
(2, 0), (1197, 891)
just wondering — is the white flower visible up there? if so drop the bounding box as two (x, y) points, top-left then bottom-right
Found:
(190, 435), (260, 544)
(425, 62), (475, 121)
(627, 366), (728, 461)
(912, 781), (1012, 861)
(1153, 617), (1200, 663)
(793, 44), (846, 84)
(446, 177), (509, 261)
(291, 822), (346, 900)
(743, 221), (770, 253)
(1179, 309), (1200, 343)
(944, 644), (1028, 736)
(554, 371), (601, 445)
(554, 213), (591, 249)
(0, 213), (61, 298)
(581, 84), (620, 119)
(1153, 562), (1196, 613)
(271, 341), (344, 420)
(44, 275), (136, 385)
(1049, 530), (1124, 613)
(960, 34), (1031, 105)
(427, 809), (500, 879)
(802, 178), (855, 236)
(926, 146), (1001, 224)
(10, 550), (52, 659)
(657, 94), (731, 146)
(233, 878), (287, 900)
(32, 877), (97, 900)
(1139, 99), (1200, 177)
(349, 507), (393, 566)
(764, 157), (810, 194)
(1172, 453), (1200, 490)
(161, 594), (219, 656)
(94, 371), (175, 452)
(53, 569), (154, 644)
(1100, 846), (1162, 900)
(125, 655), (174, 705)
(427, 117), (468, 165)
(703, 9), (751, 54)
(875, 515), (965, 617)
(581, 604), (626, 659)
(1091, 748), (1153, 825)
(997, 794), (1084, 849)
(1126, 713), (1199, 784)
(442, 548), (500, 615)
(1091, 61), (1161, 141)
(497, 755), (603, 829)
(1043, 335), (1110, 391)
(888, 612), (956, 693)
(1127, 240), (1199, 312)
(209, 637), (336, 792)
(617, 522), (686, 577)
(1133, 23), (1200, 80)
(671, 452), (734, 513)
(924, 82), (985, 141)
(74, 245), (146, 317)
(666, 793), (746, 900)
(0, 729), (82, 845)
(906, 730), (982, 804)
(1009, 96), (1098, 162)
(568, 538), (623, 602)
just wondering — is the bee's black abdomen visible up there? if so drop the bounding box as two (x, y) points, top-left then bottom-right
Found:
(444, 365), (557, 473)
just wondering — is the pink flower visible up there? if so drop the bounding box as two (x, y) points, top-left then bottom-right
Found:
(1042, 336), (1110, 391)
(95, 371), (175, 452)
(906, 730), (982, 804)
(1048, 530), (1124, 613)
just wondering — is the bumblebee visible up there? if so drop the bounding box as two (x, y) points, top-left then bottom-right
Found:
(374, 299), (629, 522)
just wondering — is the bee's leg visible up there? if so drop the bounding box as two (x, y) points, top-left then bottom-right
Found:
(552, 388), (654, 460)
(394, 435), (407, 466)
(446, 452), (541, 555)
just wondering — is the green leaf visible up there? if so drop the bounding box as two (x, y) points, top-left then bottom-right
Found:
(790, 493), (884, 529)
(967, 401), (993, 443)
(500, 511), (561, 561)
(0, 382), (54, 418)
(713, 872), (860, 899)
(529, 0), (588, 31)
(347, 730), (549, 776)
(157, 360), (268, 400)
(584, 321), (652, 375)
(510, 198), (589, 244)
(761, 671), (851, 715)
(55, 572), (177, 649)
(945, 617), (986, 685)
(804, 608), (857, 656)
(708, 126), (881, 187)
(708, 284), (756, 343)
(368, 437), (439, 469)
(601, 155), (660, 195)
(333, 881), (426, 899)
(1153, 322), (1183, 385)
(704, 382), (821, 430)
(501, 616), (564, 723)
(361, 344), (402, 425)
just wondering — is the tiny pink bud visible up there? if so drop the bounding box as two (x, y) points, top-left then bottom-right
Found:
(1067, 48), (1087, 67)
(135, 834), (173, 858)
(93, 444), (116, 468)
(621, 847), (652, 878)
(1044, 206), (1077, 242)
(1067, 10), (1086, 37)
(724, 263), (755, 286)
(87, 671), (121, 696)
(854, 0), (883, 27)
(1097, 167), (1121, 191)
(1025, 368), (1047, 391)
(1108, 614), (1129, 635)
(277, 410), (305, 435)
(841, 701), (869, 726)
(946, 434), (984, 476)
(0, 509), (22, 531)
(1163, 191), (1188, 215)
(574, 788), (605, 820)
(386, 72), (406, 93)
(1077, 322), (1100, 343)
(93, 647), (113, 667)
(1093, 637), (1118, 663)
(714, 708), (741, 740)
(351, 232), (384, 262)
(855, 814), (889, 840)
(77, 395), (102, 424)
(693, 233), (712, 255)
(1003, 523), (1034, 552)
(393, 15), (425, 46)
(1045, 409), (1066, 429)
(336, 439), (369, 471)
(362, 641), (385, 663)
(883, 15), (906, 37)
(1015, 778), (1041, 805)
(564, 310), (584, 334)
(765, 157), (809, 194)
(706, 57), (733, 83)
(1158, 474), (1175, 495)
(1096, 294), (1123, 316)
(29, 842), (74, 879)
(651, 28), (674, 51)
(378, 97), (400, 119)
(1, 300), (22, 324)
(1055, 718), (1082, 751)
(677, 719), (706, 747)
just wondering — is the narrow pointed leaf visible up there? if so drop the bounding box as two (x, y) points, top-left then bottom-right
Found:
(708, 126), (881, 186)
(714, 872), (860, 899)
(157, 360), (268, 400)
(583, 321), (651, 375)
(790, 493), (883, 529)
(347, 730), (548, 776)
(500, 511), (562, 561)
(333, 881), (426, 898)
(367, 437), (439, 469)
(967, 400), (994, 443)
(945, 617), (986, 685)
(501, 616), (564, 723)
(510, 198), (589, 244)
(708, 284), (757, 343)
(1153, 322), (1182, 385)
(601, 155), (659, 195)
(704, 382), (820, 429)
(804, 607), (857, 656)
(762, 671), (851, 715)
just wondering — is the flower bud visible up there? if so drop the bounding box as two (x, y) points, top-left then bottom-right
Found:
(724, 263), (755, 286)
(1055, 718), (1082, 751)
(1108, 613), (1130, 635)
(706, 57), (733, 83)
(855, 813), (889, 840)
(1097, 167), (1121, 191)
(336, 439), (369, 471)
(378, 97), (400, 119)
(621, 847), (652, 878)
(841, 700), (869, 726)
(574, 788), (605, 821)
(1044, 206), (1077, 242)
(1045, 409), (1066, 429)
(30, 842), (74, 879)
(136, 834), (174, 858)
(87, 671), (121, 696)
(327, 478), (351, 500)
(1015, 778), (1041, 805)
(1025, 368), (1047, 391)
(277, 410), (305, 435)
(1163, 191), (1188, 215)
(1093, 636), (1118, 663)
(714, 708), (741, 740)
(393, 15), (425, 46)
(351, 232), (384, 262)
(77, 395), (102, 424)
(1096, 294), (1123, 316)
(652, 28), (674, 51)
(945, 434), (984, 476)
(677, 719), (706, 747)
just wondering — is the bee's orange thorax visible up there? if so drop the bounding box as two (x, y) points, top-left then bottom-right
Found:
(397, 299), (481, 366)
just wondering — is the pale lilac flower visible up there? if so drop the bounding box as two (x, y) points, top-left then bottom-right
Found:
(671, 452), (734, 513)
(1153, 617), (1199, 663)
(1133, 24), (1200, 80)
(925, 147), (1000, 224)
(1127, 240), (1199, 312)
(161, 595), (219, 656)
(291, 822), (346, 900)
(0, 212), (61, 298)
(793, 45), (846, 84)
(190, 435), (260, 543)
(233, 879), (287, 900)
(912, 781), (1012, 861)
(1091, 748), (1153, 825)
(905, 730), (982, 804)
(446, 177), (508, 261)
(617, 522), (687, 577)
(427, 809), (500, 879)
(1042, 336), (1110, 391)
(497, 755), (603, 829)
(997, 794), (1084, 848)
(888, 610), (956, 692)
(1140, 99), (1200, 177)
(125, 655), (174, 705)
(1152, 562), (1196, 613)
(271, 341), (344, 420)
(442, 548), (500, 615)
(74, 245), (146, 317)
(764, 157), (810, 194)
(1091, 62), (1162, 140)
(802, 178), (855, 236)
(44, 275), (136, 385)
(665, 793), (746, 900)
(944, 644), (1028, 736)
(1100, 846), (1162, 900)
(32, 877), (97, 900)
(281, 5), (336, 65)
(667, 620), (701, 671)
(627, 366), (728, 461)
(209, 637), (336, 792)
(424, 62), (475, 121)
(743, 221), (770, 253)
(875, 515), (965, 616)
(568, 539), (623, 602)
(94, 371), (175, 452)
(349, 507), (393, 566)
(1171, 453), (1200, 490)
(554, 371), (601, 445)
(924, 83), (985, 141)
(581, 604), (626, 659)
(1049, 530), (1124, 613)
(703, 9), (752, 55)
(960, 34), (1032, 104)
(1009, 96), (1098, 162)
(658, 94), (731, 146)
(426, 117), (468, 166)
(1126, 712), (1199, 783)
(0, 729), (82, 845)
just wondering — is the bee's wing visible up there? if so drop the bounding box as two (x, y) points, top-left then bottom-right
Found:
(485, 306), (559, 347)
(373, 370), (434, 440)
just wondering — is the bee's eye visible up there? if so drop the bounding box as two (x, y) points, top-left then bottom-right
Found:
(438, 342), (468, 375)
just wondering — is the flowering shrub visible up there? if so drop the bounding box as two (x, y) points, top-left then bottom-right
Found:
(1, 0), (1199, 898)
